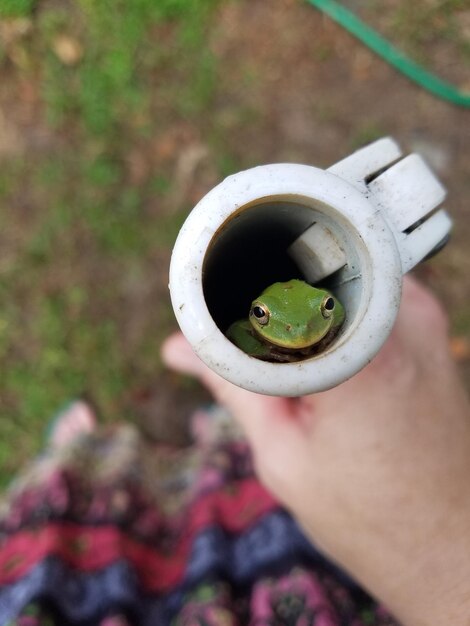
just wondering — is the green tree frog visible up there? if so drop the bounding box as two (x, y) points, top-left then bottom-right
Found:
(226, 279), (345, 362)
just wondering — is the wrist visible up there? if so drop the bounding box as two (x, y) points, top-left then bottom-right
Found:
(302, 496), (470, 626)
(389, 508), (470, 626)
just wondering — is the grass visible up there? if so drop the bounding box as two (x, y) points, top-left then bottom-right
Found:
(0, 0), (36, 17)
(349, 122), (386, 150)
(361, 0), (470, 74)
(0, 140), (201, 485)
(39, 1), (220, 134)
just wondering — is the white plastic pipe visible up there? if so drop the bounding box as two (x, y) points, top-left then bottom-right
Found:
(169, 138), (451, 396)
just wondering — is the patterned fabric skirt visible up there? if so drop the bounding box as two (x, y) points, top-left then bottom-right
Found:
(0, 405), (399, 625)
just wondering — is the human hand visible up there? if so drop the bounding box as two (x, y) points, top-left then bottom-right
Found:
(162, 276), (470, 626)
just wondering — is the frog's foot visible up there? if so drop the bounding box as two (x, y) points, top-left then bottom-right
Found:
(49, 400), (96, 449)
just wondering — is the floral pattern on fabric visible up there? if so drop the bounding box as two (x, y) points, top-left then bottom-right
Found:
(0, 406), (400, 626)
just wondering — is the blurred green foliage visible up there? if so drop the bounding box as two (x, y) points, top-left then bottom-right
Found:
(0, 0), (36, 17)
(40, 0), (219, 134)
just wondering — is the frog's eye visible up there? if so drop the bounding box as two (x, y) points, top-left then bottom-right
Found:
(251, 303), (270, 325)
(321, 296), (335, 319)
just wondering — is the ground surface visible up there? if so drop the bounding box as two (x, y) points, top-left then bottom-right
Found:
(0, 0), (469, 485)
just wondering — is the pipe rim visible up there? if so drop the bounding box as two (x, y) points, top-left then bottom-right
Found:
(169, 163), (402, 396)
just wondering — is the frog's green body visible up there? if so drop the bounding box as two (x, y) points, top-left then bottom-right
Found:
(226, 279), (345, 362)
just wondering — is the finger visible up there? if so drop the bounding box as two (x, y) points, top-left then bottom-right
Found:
(399, 275), (448, 335)
(161, 333), (305, 448)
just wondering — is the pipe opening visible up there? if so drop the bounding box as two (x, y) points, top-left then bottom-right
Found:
(202, 197), (364, 362)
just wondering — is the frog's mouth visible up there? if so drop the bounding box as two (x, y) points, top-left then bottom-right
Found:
(251, 323), (342, 361)
(250, 320), (332, 351)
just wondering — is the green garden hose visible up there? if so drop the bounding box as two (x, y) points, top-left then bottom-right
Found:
(306, 0), (470, 108)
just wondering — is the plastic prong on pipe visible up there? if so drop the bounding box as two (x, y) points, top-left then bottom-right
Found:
(327, 137), (402, 191)
(398, 209), (453, 273)
(368, 154), (447, 233)
(288, 222), (347, 283)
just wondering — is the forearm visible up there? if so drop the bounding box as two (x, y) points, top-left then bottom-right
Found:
(298, 505), (470, 626)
